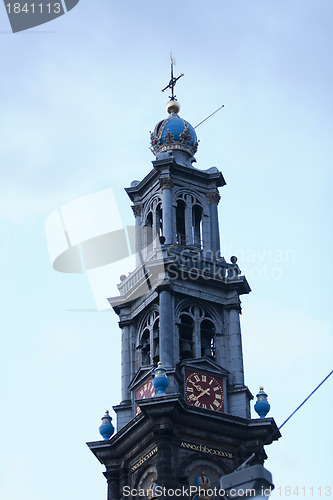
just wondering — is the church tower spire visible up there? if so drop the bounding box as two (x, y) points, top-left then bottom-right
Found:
(87, 66), (280, 499)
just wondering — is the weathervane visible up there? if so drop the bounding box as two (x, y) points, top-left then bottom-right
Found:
(161, 54), (184, 101)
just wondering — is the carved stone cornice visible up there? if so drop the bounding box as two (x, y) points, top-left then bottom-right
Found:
(131, 204), (143, 217)
(207, 191), (221, 204)
(159, 177), (174, 190)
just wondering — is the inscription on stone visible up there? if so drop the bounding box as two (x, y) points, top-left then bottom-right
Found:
(180, 441), (233, 459)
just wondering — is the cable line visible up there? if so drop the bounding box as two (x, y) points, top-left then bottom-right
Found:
(194, 105), (224, 129)
(278, 369), (333, 431)
(236, 369), (333, 471)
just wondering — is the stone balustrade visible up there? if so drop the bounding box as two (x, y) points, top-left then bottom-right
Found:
(117, 246), (242, 297)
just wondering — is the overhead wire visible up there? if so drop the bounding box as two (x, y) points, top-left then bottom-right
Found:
(277, 369), (333, 431)
(236, 369), (333, 471)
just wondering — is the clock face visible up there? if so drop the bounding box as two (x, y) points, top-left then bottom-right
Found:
(135, 377), (155, 415)
(185, 369), (224, 412)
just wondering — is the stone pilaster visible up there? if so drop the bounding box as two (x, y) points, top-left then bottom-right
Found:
(160, 177), (173, 244)
(207, 191), (221, 256)
(131, 204), (143, 266)
(185, 194), (193, 245)
(119, 320), (131, 402)
(224, 303), (244, 387)
(104, 470), (121, 500)
(154, 431), (177, 495)
(158, 288), (173, 368)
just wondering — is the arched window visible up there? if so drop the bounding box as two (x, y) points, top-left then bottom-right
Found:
(143, 198), (163, 253)
(138, 310), (159, 366)
(156, 203), (163, 238)
(179, 313), (194, 360)
(153, 318), (159, 364)
(141, 328), (150, 366)
(176, 199), (186, 245)
(177, 305), (217, 362)
(192, 204), (203, 248)
(145, 211), (153, 250)
(200, 319), (216, 359)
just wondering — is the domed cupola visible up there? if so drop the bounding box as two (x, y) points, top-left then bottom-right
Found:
(150, 100), (198, 158)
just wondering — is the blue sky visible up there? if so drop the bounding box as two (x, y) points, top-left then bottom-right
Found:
(0, 1), (332, 499)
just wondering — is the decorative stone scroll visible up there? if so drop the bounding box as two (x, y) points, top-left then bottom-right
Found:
(131, 204), (143, 217)
(159, 177), (174, 190)
(206, 192), (221, 204)
(224, 302), (242, 314)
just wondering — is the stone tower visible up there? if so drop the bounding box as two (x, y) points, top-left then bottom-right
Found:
(87, 84), (280, 499)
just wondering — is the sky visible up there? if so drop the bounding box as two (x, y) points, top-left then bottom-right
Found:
(0, 1), (332, 499)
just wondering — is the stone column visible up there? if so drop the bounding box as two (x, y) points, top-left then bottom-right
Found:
(214, 328), (224, 367)
(185, 194), (193, 245)
(158, 288), (173, 368)
(160, 177), (173, 244)
(119, 320), (131, 402)
(207, 191), (221, 257)
(172, 204), (177, 243)
(104, 470), (121, 500)
(119, 467), (130, 500)
(202, 213), (211, 254)
(131, 204), (143, 267)
(154, 431), (176, 494)
(193, 306), (201, 358)
(225, 303), (245, 387)
(152, 201), (158, 249)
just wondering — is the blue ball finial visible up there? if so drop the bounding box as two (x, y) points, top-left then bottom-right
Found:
(99, 410), (115, 440)
(152, 361), (169, 396)
(254, 387), (271, 418)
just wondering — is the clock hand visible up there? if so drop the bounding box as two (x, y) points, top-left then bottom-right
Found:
(193, 388), (210, 401)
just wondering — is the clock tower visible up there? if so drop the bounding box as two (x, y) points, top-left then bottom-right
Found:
(87, 70), (280, 499)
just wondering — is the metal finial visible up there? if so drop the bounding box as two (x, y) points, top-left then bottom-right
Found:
(161, 54), (184, 101)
